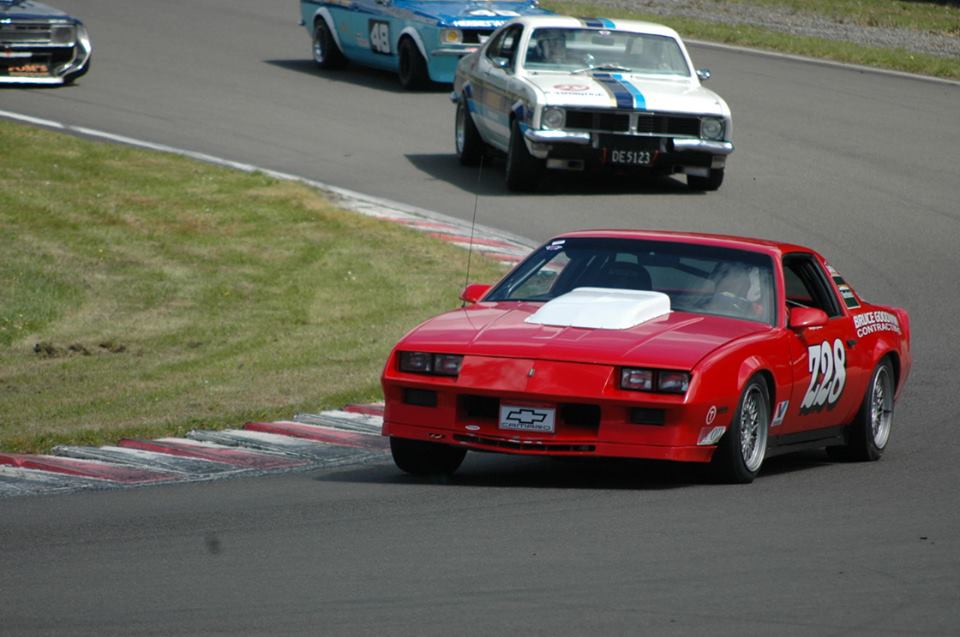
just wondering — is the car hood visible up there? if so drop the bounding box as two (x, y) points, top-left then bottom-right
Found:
(0, 0), (69, 19)
(407, 1), (547, 27)
(399, 302), (768, 369)
(525, 72), (727, 115)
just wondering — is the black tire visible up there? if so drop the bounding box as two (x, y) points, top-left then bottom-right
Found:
(710, 376), (770, 484)
(827, 358), (895, 462)
(687, 168), (724, 191)
(455, 98), (484, 166)
(313, 19), (345, 70)
(390, 437), (467, 476)
(398, 38), (429, 90)
(505, 120), (544, 192)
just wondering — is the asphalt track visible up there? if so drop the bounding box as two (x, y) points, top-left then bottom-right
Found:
(2, 0), (959, 634)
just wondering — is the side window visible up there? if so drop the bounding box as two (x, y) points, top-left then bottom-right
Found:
(782, 254), (843, 317)
(486, 25), (522, 69)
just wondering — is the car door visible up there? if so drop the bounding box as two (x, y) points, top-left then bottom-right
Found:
(342, 0), (396, 69)
(473, 23), (523, 148)
(777, 253), (870, 436)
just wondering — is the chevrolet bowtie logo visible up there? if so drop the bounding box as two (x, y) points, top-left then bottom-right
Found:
(504, 408), (547, 426)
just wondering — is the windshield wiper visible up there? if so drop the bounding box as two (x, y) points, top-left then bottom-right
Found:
(573, 63), (633, 74)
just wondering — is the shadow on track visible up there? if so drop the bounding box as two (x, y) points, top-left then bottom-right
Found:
(264, 58), (451, 95)
(316, 449), (833, 490)
(406, 152), (703, 197)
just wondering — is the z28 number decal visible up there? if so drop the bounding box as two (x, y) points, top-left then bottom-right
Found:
(369, 20), (391, 55)
(801, 338), (846, 413)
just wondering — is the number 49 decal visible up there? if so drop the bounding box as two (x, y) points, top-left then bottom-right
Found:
(369, 20), (391, 55)
(801, 338), (846, 413)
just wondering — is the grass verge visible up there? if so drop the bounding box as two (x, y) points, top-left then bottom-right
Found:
(0, 120), (507, 453)
(543, 0), (960, 80)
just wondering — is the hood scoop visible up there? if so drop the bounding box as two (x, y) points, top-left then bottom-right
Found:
(524, 288), (671, 330)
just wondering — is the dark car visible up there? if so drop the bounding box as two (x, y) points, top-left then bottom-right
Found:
(1, 0), (90, 85)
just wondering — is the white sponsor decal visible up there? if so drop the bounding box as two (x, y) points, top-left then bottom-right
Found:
(772, 400), (789, 426)
(801, 339), (846, 413)
(854, 311), (901, 337)
(705, 405), (717, 425)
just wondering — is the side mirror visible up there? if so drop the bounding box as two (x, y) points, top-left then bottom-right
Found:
(789, 307), (828, 330)
(696, 68), (712, 81)
(460, 283), (492, 304)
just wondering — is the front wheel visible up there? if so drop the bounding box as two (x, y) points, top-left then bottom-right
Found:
(687, 168), (724, 191)
(828, 359), (895, 462)
(398, 38), (429, 90)
(505, 120), (544, 191)
(710, 376), (770, 483)
(390, 437), (467, 476)
(313, 20), (345, 69)
(455, 98), (484, 166)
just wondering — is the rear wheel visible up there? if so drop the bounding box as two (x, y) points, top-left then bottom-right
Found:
(828, 359), (894, 462)
(313, 19), (345, 69)
(455, 98), (484, 165)
(687, 168), (724, 191)
(390, 437), (466, 476)
(398, 38), (429, 90)
(710, 376), (770, 483)
(505, 120), (544, 191)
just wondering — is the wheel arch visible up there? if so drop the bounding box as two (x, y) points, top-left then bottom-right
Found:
(398, 27), (428, 60)
(311, 9), (344, 52)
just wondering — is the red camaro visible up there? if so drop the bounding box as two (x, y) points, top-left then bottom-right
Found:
(381, 230), (911, 483)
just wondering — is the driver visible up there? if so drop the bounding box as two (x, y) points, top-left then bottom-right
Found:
(531, 30), (567, 64)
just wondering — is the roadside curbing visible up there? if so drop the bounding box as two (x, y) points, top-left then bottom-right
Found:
(0, 407), (391, 498)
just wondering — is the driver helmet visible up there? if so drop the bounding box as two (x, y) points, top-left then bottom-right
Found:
(535, 30), (567, 63)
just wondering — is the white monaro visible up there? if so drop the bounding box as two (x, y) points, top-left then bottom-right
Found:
(452, 16), (734, 191)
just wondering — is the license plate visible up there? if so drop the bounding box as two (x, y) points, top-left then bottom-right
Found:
(607, 148), (653, 166)
(499, 404), (556, 433)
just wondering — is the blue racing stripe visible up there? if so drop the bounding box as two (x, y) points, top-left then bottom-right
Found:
(612, 73), (646, 110)
(593, 73), (633, 109)
(582, 17), (616, 29)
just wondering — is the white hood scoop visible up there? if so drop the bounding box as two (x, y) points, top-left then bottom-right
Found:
(524, 288), (671, 330)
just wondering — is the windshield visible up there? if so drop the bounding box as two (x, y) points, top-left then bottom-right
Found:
(522, 28), (690, 76)
(486, 238), (776, 325)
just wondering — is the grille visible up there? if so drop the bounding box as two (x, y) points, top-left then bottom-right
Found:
(565, 109), (701, 137)
(462, 30), (493, 45)
(0, 22), (54, 45)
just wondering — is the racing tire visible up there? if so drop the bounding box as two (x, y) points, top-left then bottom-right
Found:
(313, 19), (346, 70)
(710, 376), (770, 484)
(827, 358), (895, 462)
(687, 168), (724, 192)
(505, 120), (544, 192)
(390, 437), (467, 476)
(455, 98), (484, 166)
(398, 38), (429, 90)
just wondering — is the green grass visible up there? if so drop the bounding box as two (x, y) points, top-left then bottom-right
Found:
(543, 0), (960, 80)
(0, 120), (507, 453)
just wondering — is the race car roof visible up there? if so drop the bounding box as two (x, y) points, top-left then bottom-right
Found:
(546, 229), (814, 258)
(506, 15), (683, 40)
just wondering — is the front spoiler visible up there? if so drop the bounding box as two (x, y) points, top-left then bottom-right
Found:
(384, 421), (716, 463)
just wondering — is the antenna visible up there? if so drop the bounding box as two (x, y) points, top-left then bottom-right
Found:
(463, 153), (484, 292)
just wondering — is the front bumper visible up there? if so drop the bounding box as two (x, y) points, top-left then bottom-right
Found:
(520, 129), (733, 174)
(0, 24), (91, 85)
(382, 357), (725, 464)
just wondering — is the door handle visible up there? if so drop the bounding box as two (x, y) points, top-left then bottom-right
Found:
(846, 339), (857, 348)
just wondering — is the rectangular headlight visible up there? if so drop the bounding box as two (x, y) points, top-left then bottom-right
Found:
(51, 24), (77, 45)
(620, 368), (654, 391)
(657, 371), (690, 393)
(398, 351), (463, 377)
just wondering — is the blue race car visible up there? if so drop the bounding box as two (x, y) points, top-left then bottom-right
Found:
(299, 0), (550, 89)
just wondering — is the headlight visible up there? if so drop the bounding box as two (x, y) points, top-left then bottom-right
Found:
(440, 29), (463, 45)
(620, 368), (653, 391)
(657, 371), (690, 394)
(621, 368), (690, 394)
(398, 351), (463, 376)
(701, 117), (724, 141)
(51, 23), (77, 46)
(541, 107), (565, 130)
